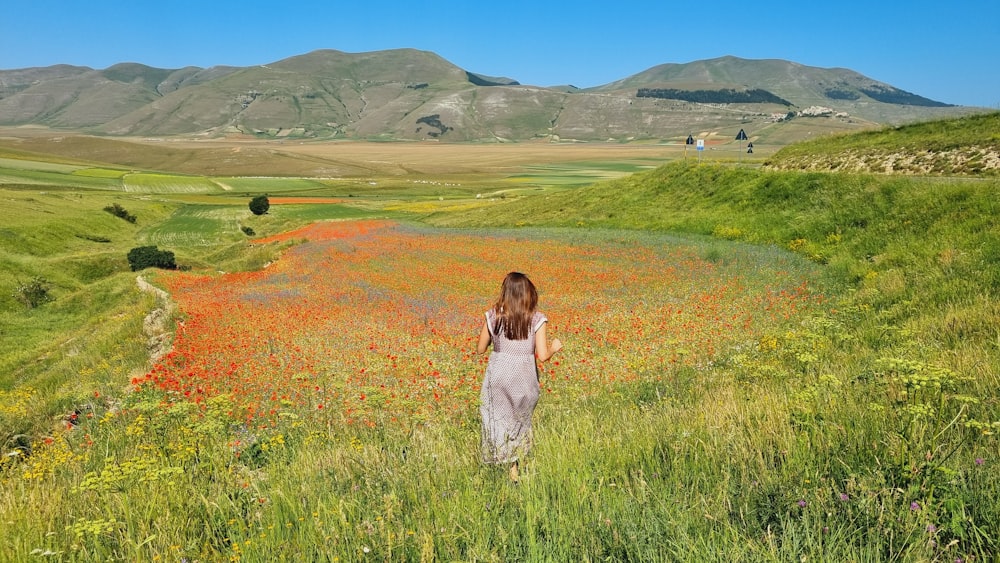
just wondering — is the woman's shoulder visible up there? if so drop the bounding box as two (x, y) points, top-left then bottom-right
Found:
(532, 310), (548, 329)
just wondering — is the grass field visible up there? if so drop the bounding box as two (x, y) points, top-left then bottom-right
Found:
(1, 117), (999, 560)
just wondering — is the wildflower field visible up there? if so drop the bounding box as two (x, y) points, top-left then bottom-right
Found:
(2, 217), (835, 560)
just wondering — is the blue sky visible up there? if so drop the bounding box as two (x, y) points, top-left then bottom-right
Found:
(2, 0), (997, 108)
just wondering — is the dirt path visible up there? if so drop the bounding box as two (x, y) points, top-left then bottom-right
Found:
(136, 275), (175, 365)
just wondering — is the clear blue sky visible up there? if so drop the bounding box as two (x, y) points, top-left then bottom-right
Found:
(2, 0), (997, 108)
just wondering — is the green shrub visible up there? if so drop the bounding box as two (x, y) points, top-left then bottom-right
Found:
(249, 195), (270, 216)
(126, 246), (177, 271)
(75, 234), (112, 243)
(103, 203), (137, 223)
(240, 225), (255, 236)
(12, 277), (53, 308)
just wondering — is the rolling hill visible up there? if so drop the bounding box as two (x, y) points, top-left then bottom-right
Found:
(0, 49), (982, 144)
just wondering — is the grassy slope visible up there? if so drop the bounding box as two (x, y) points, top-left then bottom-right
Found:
(771, 111), (1000, 155)
(0, 188), (173, 441)
(0, 182), (371, 440)
(764, 111), (1000, 175)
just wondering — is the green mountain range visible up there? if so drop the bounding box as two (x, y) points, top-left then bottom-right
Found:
(0, 49), (981, 143)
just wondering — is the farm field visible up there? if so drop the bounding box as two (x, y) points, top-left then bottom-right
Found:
(1, 116), (999, 560)
(0, 130), (717, 182)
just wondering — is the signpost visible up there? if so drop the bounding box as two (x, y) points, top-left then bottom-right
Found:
(736, 128), (748, 161)
(696, 138), (704, 160)
(685, 134), (694, 159)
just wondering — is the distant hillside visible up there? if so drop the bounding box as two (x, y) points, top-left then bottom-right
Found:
(594, 56), (962, 123)
(0, 50), (981, 143)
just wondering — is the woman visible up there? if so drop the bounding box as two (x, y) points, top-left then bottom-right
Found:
(477, 272), (562, 482)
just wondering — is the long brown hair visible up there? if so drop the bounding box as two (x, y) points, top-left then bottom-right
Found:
(492, 272), (538, 341)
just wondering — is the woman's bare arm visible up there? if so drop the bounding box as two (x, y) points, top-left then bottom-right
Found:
(476, 319), (492, 354)
(534, 323), (563, 362)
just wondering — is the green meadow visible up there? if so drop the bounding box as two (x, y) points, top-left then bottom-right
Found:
(1, 115), (999, 561)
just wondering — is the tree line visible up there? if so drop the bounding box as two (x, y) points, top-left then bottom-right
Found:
(636, 88), (792, 106)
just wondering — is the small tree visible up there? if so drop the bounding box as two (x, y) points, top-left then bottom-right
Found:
(103, 203), (137, 223)
(127, 246), (177, 271)
(249, 195), (270, 216)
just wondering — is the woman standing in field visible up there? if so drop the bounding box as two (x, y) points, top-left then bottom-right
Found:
(477, 272), (562, 482)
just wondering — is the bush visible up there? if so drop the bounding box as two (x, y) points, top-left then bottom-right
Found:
(103, 203), (137, 223)
(75, 234), (112, 243)
(127, 246), (177, 272)
(249, 195), (270, 216)
(241, 225), (256, 236)
(13, 277), (53, 308)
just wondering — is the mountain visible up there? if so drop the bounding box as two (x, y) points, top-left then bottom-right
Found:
(0, 49), (981, 143)
(596, 56), (957, 122)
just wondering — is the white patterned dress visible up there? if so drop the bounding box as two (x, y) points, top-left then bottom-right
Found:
(480, 309), (547, 465)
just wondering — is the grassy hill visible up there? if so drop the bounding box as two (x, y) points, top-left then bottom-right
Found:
(765, 111), (1000, 175)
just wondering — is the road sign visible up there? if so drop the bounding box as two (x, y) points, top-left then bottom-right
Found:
(696, 139), (704, 150)
(736, 129), (749, 161)
(684, 135), (695, 159)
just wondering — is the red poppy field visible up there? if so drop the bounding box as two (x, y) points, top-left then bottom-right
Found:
(138, 220), (824, 432)
(2, 218), (838, 561)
